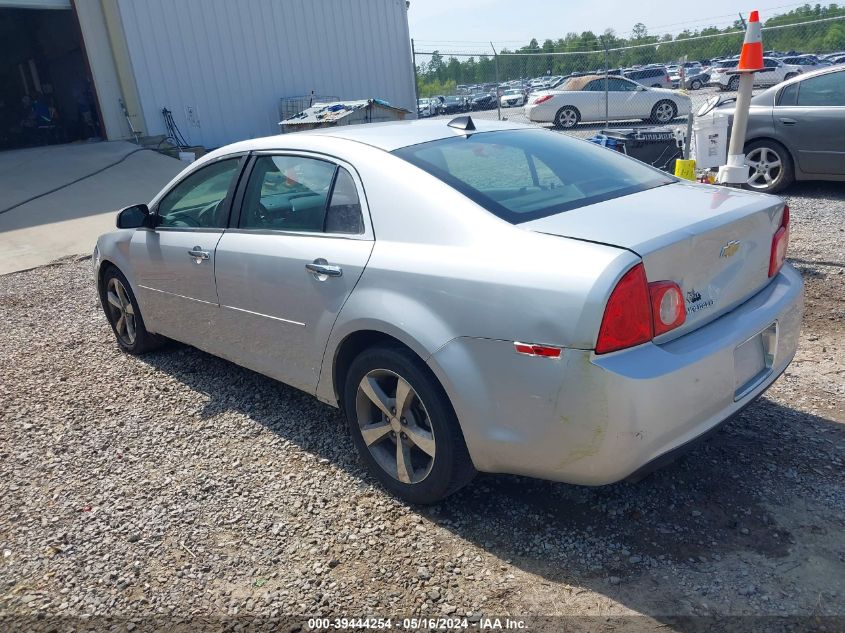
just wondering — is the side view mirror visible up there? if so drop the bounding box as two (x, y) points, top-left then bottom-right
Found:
(116, 203), (156, 229)
(638, 85), (647, 91)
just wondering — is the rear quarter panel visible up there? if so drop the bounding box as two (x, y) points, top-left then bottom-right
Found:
(314, 147), (637, 404)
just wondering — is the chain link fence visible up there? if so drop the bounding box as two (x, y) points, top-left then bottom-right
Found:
(412, 10), (845, 138)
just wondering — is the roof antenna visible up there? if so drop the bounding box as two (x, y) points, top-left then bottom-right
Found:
(447, 115), (475, 131)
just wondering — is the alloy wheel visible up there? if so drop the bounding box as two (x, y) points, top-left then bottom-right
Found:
(746, 146), (783, 190)
(654, 102), (675, 123)
(106, 277), (136, 346)
(355, 369), (436, 484)
(557, 108), (578, 128)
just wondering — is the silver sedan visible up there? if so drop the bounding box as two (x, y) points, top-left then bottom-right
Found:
(93, 118), (803, 503)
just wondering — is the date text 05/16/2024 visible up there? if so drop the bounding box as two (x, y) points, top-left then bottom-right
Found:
(306, 617), (527, 630)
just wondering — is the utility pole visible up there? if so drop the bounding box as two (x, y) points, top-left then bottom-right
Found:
(599, 36), (610, 127)
(491, 42), (502, 121)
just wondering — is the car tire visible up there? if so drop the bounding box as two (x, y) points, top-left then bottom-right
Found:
(343, 344), (476, 504)
(650, 100), (677, 124)
(743, 139), (794, 194)
(651, 83), (662, 88)
(690, 79), (702, 90)
(552, 106), (580, 129)
(100, 266), (164, 355)
(785, 72), (798, 80)
(728, 76), (740, 91)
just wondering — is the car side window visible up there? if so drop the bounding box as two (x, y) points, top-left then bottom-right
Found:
(239, 155), (347, 233)
(796, 72), (845, 107)
(608, 78), (636, 91)
(157, 158), (240, 228)
(325, 168), (365, 234)
(777, 82), (799, 106)
(764, 58), (778, 68)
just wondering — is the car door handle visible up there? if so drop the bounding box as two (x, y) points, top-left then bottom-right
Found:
(188, 247), (210, 261)
(306, 259), (342, 278)
(779, 117), (798, 125)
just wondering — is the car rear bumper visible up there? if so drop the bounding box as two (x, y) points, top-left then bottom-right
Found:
(428, 263), (803, 485)
(524, 103), (551, 122)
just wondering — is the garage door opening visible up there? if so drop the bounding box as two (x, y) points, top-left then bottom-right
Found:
(0, 6), (102, 150)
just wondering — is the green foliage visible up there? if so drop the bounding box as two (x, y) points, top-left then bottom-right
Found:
(417, 78), (457, 98)
(414, 5), (845, 88)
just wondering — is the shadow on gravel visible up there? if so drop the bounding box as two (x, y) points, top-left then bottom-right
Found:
(139, 344), (843, 624)
(782, 181), (845, 200)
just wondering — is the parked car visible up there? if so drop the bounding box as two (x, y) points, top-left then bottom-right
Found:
(94, 117), (803, 503)
(500, 88), (526, 107)
(623, 66), (672, 88)
(439, 95), (468, 115)
(708, 65), (845, 193)
(524, 75), (691, 128)
(710, 57), (802, 91)
(469, 92), (497, 110)
(781, 55), (828, 70)
(681, 69), (710, 90)
(417, 98), (436, 118)
(669, 65), (708, 90)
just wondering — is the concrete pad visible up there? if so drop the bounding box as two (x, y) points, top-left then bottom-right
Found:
(0, 141), (185, 274)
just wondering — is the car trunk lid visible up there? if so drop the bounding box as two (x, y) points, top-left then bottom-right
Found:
(522, 181), (785, 340)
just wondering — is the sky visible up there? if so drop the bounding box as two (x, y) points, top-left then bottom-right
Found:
(407, 0), (818, 52)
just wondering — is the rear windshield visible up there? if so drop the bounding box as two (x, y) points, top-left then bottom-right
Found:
(392, 129), (674, 224)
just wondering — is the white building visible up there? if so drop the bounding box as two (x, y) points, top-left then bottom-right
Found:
(0, 0), (416, 150)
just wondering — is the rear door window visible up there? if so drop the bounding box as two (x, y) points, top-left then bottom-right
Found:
(240, 156), (336, 232)
(796, 71), (845, 106)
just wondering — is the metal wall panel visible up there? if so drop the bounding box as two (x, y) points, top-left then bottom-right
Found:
(116, 0), (416, 149)
(0, 0), (71, 8)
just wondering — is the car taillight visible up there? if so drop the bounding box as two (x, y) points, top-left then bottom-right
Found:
(649, 281), (686, 336)
(533, 95), (553, 105)
(768, 205), (790, 277)
(595, 263), (652, 354)
(596, 264), (688, 354)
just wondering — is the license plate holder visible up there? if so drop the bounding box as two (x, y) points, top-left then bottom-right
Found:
(734, 322), (778, 401)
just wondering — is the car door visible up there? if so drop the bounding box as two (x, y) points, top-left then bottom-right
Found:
(576, 79), (606, 122)
(774, 70), (845, 175)
(213, 152), (375, 394)
(606, 77), (646, 119)
(129, 155), (244, 347)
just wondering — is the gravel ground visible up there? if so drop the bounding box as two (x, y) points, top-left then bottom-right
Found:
(1, 182), (843, 631)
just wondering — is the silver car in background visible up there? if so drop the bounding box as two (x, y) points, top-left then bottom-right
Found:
(94, 118), (803, 504)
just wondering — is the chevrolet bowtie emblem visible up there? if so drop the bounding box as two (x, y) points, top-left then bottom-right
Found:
(720, 240), (741, 258)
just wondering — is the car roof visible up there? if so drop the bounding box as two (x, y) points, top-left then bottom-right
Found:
(215, 119), (531, 155)
(561, 74), (609, 89)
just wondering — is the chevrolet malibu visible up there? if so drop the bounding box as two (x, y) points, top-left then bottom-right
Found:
(93, 118), (803, 504)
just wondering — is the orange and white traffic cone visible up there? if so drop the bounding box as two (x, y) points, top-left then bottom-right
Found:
(737, 11), (764, 72)
(717, 11), (765, 185)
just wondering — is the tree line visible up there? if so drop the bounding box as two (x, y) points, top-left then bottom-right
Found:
(416, 3), (845, 96)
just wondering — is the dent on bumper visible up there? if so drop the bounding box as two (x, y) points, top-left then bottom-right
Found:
(428, 264), (804, 485)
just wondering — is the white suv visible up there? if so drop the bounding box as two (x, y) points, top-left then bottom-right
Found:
(711, 57), (802, 91)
